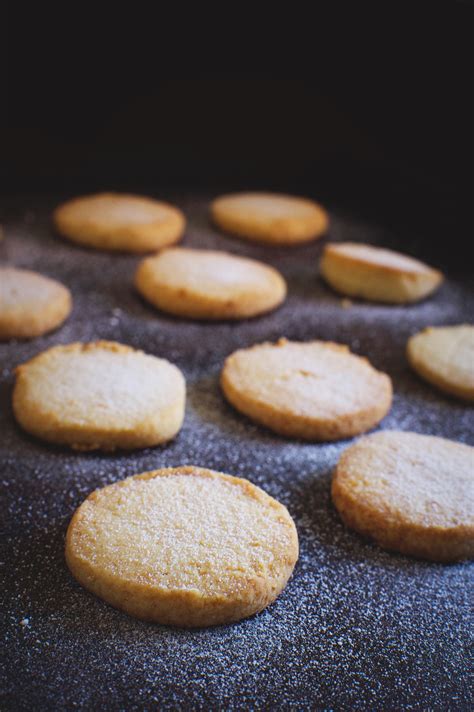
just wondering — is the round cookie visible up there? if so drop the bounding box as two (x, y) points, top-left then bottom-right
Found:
(53, 193), (185, 252)
(65, 466), (299, 627)
(211, 192), (329, 245)
(0, 267), (71, 340)
(13, 341), (185, 450)
(332, 430), (474, 562)
(320, 242), (443, 303)
(407, 324), (474, 402)
(221, 338), (392, 441)
(135, 247), (287, 320)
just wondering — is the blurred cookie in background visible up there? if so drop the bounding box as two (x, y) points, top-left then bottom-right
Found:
(54, 193), (185, 253)
(135, 247), (287, 320)
(0, 267), (71, 340)
(211, 192), (328, 245)
(320, 242), (443, 303)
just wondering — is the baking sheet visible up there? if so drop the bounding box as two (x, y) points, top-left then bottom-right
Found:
(1, 194), (473, 710)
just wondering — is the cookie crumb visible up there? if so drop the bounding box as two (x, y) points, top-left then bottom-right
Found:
(340, 298), (353, 309)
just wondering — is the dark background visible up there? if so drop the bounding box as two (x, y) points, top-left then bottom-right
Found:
(3, 1), (473, 266)
(2, 5), (473, 710)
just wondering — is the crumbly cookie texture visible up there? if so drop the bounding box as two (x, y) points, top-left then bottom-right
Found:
(13, 341), (185, 450)
(53, 192), (185, 252)
(135, 247), (287, 320)
(211, 192), (329, 245)
(320, 242), (443, 303)
(407, 325), (474, 402)
(221, 338), (392, 441)
(65, 466), (299, 627)
(0, 267), (71, 340)
(332, 430), (474, 562)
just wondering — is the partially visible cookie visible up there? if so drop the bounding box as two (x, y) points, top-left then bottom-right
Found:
(54, 193), (185, 252)
(13, 341), (185, 450)
(211, 192), (328, 245)
(407, 325), (474, 402)
(320, 242), (443, 303)
(65, 465), (299, 627)
(0, 267), (71, 340)
(221, 338), (392, 441)
(332, 430), (474, 562)
(135, 247), (287, 320)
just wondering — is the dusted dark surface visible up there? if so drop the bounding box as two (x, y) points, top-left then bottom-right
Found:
(1, 195), (473, 711)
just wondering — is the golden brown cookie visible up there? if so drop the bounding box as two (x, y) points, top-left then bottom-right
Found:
(65, 466), (299, 627)
(407, 324), (474, 402)
(320, 242), (443, 303)
(13, 341), (185, 450)
(211, 192), (328, 245)
(135, 247), (287, 320)
(0, 267), (71, 340)
(53, 193), (185, 252)
(332, 430), (474, 562)
(221, 338), (392, 440)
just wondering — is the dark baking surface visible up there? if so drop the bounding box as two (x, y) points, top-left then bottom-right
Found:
(1, 194), (473, 711)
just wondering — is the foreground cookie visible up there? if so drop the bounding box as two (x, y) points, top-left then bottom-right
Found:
(135, 247), (287, 320)
(221, 338), (392, 440)
(407, 325), (474, 402)
(320, 242), (443, 303)
(54, 193), (185, 252)
(211, 192), (328, 245)
(13, 341), (185, 450)
(332, 431), (474, 562)
(66, 466), (299, 626)
(0, 267), (71, 340)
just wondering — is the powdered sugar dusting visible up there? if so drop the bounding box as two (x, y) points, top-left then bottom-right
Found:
(1, 194), (473, 710)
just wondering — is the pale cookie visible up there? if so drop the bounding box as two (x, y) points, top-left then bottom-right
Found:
(65, 466), (299, 627)
(135, 247), (287, 320)
(13, 341), (185, 450)
(211, 192), (328, 245)
(221, 338), (392, 441)
(53, 192), (185, 252)
(0, 267), (71, 340)
(332, 431), (474, 562)
(407, 324), (474, 402)
(320, 242), (443, 303)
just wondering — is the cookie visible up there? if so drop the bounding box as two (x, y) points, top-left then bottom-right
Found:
(65, 465), (299, 627)
(135, 247), (287, 320)
(407, 324), (474, 402)
(320, 242), (443, 303)
(53, 193), (185, 252)
(211, 192), (328, 245)
(0, 267), (71, 340)
(221, 338), (392, 440)
(332, 431), (474, 562)
(13, 341), (185, 450)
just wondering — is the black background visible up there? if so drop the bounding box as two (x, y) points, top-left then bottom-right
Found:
(4, 1), (473, 263)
